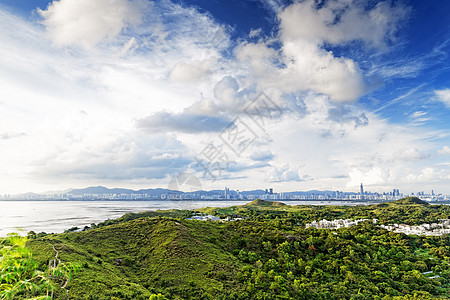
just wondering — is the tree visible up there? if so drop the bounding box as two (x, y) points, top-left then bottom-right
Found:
(149, 293), (169, 300)
(0, 233), (79, 300)
(0, 233), (48, 299)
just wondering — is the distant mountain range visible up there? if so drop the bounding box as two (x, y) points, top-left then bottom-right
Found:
(69, 186), (175, 196)
(4, 186), (361, 200)
(67, 186), (263, 197)
(65, 186), (356, 197)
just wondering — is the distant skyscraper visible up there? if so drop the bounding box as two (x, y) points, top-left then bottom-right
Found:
(393, 189), (400, 197)
(269, 188), (273, 195)
(360, 183), (364, 200)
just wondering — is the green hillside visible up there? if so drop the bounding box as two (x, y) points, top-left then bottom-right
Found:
(5, 198), (450, 299)
(28, 218), (243, 299)
(244, 199), (287, 207)
(389, 197), (430, 206)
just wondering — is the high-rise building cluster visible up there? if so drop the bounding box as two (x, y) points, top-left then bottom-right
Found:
(1, 186), (448, 201)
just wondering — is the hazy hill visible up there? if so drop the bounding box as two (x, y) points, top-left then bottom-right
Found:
(69, 186), (178, 196)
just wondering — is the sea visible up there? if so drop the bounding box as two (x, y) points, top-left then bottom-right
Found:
(0, 199), (382, 237)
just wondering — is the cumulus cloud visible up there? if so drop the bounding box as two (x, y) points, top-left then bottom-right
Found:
(135, 74), (257, 134)
(0, 3), (235, 193)
(404, 167), (450, 183)
(213, 76), (240, 106)
(235, 42), (278, 78)
(348, 166), (391, 187)
(32, 133), (194, 181)
(268, 164), (302, 182)
(278, 0), (409, 47)
(169, 57), (217, 83)
(235, 0), (409, 103)
(438, 146), (450, 155)
(39, 0), (147, 48)
(435, 89), (450, 107)
(280, 41), (366, 102)
(393, 148), (430, 161)
(210, 76), (259, 114)
(2, 0), (447, 194)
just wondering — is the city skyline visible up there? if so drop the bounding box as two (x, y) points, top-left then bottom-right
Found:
(2, 183), (448, 202)
(1, 0), (450, 194)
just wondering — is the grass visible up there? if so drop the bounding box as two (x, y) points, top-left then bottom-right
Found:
(21, 197), (450, 299)
(28, 217), (244, 299)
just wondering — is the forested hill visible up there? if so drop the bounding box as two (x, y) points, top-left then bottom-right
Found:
(6, 198), (450, 299)
(390, 197), (430, 206)
(244, 199), (287, 207)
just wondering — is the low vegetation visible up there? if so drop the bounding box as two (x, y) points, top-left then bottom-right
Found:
(2, 197), (450, 299)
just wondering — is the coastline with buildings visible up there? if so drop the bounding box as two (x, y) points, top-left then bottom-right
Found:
(2, 183), (449, 202)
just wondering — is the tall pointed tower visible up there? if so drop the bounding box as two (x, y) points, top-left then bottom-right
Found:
(360, 183), (364, 200)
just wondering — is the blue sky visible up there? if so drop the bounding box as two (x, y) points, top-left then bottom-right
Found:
(0, 0), (450, 195)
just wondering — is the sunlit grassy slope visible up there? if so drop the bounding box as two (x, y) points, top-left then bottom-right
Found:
(29, 217), (244, 299)
(26, 197), (450, 299)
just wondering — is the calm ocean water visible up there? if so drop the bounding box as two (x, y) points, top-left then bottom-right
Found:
(0, 199), (376, 236)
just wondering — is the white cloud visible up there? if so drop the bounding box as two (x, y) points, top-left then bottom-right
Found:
(213, 75), (238, 98)
(348, 166), (391, 187)
(404, 167), (450, 184)
(251, 92), (437, 193)
(435, 89), (450, 107)
(169, 57), (217, 83)
(0, 3), (232, 193)
(258, 0), (284, 13)
(279, 40), (366, 102)
(268, 164), (302, 182)
(39, 0), (147, 48)
(213, 76), (242, 110)
(368, 58), (425, 79)
(2, 0), (449, 195)
(278, 0), (408, 48)
(235, 42), (277, 78)
(235, 0), (409, 103)
(412, 111), (427, 118)
(438, 146), (450, 155)
(31, 133), (193, 181)
(248, 28), (262, 38)
(249, 150), (274, 162)
(392, 148), (430, 161)
(236, 40), (366, 103)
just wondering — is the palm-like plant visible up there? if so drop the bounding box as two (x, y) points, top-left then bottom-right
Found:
(0, 233), (79, 300)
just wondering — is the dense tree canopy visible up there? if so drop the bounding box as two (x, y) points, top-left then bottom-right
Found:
(9, 198), (450, 299)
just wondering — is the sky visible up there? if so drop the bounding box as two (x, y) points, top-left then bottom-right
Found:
(0, 0), (450, 195)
